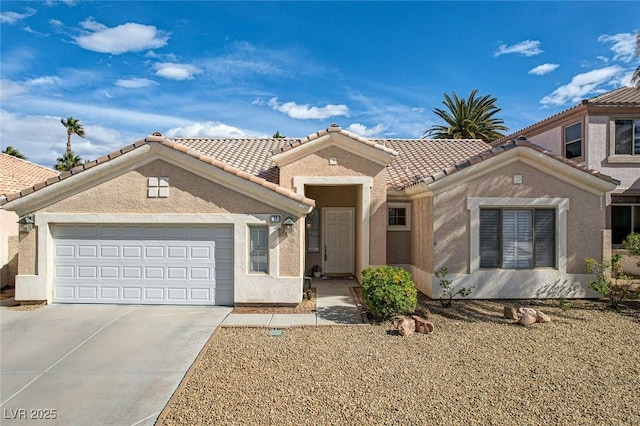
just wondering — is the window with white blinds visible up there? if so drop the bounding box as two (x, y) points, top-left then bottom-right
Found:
(480, 209), (555, 269)
(249, 226), (268, 273)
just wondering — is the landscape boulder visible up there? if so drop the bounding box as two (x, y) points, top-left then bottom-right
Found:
(504, 306), (519, 320)
(517, 307), (538, 318)
(519, 313), (537, 326)
(536, 311), (551, 323)
(412, 315), (434, 334)
(397, 317), (415, 336)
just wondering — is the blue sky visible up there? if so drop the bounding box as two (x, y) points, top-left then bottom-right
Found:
(1, 1), (639, 168)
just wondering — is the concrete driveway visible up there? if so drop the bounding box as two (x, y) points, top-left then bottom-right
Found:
(0, 304), (231, 425)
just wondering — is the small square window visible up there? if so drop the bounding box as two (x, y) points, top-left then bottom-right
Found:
(147, 176), (169, 198)
(387, 202), (411, 231)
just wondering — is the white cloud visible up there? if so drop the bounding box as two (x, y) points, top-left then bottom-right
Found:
(0, 110), (131, 167)
(153, 63), (202, 80)
(115, 78), (157, 88)
(265, 97), (349, 120)
(0, 7), (36, 24)
(494, 40), (543, 57)
(345, 123), (388, 137)
(49, 19), (63, 27)
(540, 65), (625, 106)
(598, 32), (638, 62)
(27, 76), (61, 86)
(528, 63), (560, 76)
(0, 80), (27, 100)
(165, 121), (258, 138)
(75, 17), (169, 54)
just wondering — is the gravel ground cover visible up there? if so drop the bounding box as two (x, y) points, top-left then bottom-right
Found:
(160, 299), (640, 425)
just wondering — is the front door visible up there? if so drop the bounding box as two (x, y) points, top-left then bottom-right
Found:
(323, 208), (354, 275)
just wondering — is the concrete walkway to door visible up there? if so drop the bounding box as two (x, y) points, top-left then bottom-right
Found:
(220, 278), (365, 327)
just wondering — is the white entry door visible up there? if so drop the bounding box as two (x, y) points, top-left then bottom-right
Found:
(323, 208), (354, 274)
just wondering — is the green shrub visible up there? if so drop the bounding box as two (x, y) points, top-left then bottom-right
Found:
(361, 266), (417, 320)
(585, 254), (639, 309)
(622, 233), (640, 267)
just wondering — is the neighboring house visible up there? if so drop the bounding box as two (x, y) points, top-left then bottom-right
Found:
(493, 86), (640, 273)
(0, 125), (617, 305)
(0, 153), (59, 289)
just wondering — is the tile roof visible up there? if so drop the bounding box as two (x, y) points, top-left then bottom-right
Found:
(493, 86), (640, 145)
(382, 138), (489, 189)
(421, 137), (619, 188)
(586, 86), (640, 105)
(1, 126), (618, 204)
(0, 153), (59, 197)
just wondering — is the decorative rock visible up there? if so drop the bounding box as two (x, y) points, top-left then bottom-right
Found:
(412, 315), (434, 334)
(398, 317), (415, 336)
(504, 306), (519, 320)
(519, 314), (537, 326)
(536, 311), (551, 323)
(518, 307), (538, 318)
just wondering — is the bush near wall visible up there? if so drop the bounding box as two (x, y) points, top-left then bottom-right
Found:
(361, 266), (417, 320)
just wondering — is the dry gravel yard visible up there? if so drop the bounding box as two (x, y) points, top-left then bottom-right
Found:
(159, 299), (640, 425)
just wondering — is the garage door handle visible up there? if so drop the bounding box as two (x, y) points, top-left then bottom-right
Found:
(324, 245), (327, 261)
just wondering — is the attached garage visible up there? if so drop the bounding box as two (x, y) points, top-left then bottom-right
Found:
(52, 224), (234, 305)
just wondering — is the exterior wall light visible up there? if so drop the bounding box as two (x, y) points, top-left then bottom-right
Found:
(19, 214), (34, 232)
(283, 217), (295, 235)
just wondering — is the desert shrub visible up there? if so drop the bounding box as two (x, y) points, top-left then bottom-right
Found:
(622, 233), (640, 267)
(436, 266), (473, 308)
(361, 266), (417, 320)
(585, 254), (639, 309)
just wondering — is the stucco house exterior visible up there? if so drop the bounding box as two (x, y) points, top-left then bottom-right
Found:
(0, 153), (59, 289)
(0, 125), (617, 305)
(493, 86), (640, 273)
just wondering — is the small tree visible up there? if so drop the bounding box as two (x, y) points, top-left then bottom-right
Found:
(272, 131), (286, 138)
(585, 254), (639, 309)
(361, 266), (417, 320)
(436, 266), (473, 308)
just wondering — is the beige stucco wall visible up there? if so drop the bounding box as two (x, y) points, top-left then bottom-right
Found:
(280, 143), (389, 270)
(528, 127), (563, 157)
(41, 160), (277, 215)
(386, 231), (411, 264)
(434, 161), (604, 275)
(15, 159), (308, 304)
(0, 209), (19, 288)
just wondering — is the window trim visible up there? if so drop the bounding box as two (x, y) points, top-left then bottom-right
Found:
(387, 202), (411, 231)
(608, 117), (640, 163)
(480, 208), (556, 270)
(563, 121), (583, 161)
(248, 225), (269, 274)
(467, 197), (569, 274)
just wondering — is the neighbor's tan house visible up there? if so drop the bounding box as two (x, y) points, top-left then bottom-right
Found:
(0, 125), (618, 305)
(493, 86), (640, 273)
(0, 153), (59, 289)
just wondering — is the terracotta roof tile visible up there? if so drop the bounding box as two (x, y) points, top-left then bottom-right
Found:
(494, 86), (640, 146)
(0, 153), (59, 197)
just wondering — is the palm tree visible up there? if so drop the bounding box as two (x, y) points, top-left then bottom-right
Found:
(54, 151), (83, 172)
(424, 90), (508, 143)
(273, 131), (286, 138)
(60, 117), (85, 153)
(632, 31), (640, 88)
(2, 146), (27, 160)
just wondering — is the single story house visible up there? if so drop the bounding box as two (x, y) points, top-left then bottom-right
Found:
(0, 125), (618, 305)
(0, 153), (59, 289)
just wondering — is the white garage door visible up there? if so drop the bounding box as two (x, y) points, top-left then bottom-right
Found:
(52, 224), (234, 305)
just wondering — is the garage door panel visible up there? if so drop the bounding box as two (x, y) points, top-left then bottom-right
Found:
(53, 224), (233, 305)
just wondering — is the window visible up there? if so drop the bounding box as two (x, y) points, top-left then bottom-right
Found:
(480, 209), (555, 269)
(249, 226), (268, 273)
(614, 119), (640, 155)
(563, 122), (582, 159)
(147, 176), (169, 198)
(611, 196), (640, 245)
(387, 202), (411, 231)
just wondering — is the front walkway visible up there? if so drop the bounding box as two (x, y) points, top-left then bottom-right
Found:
(220, 278), (365, 327)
